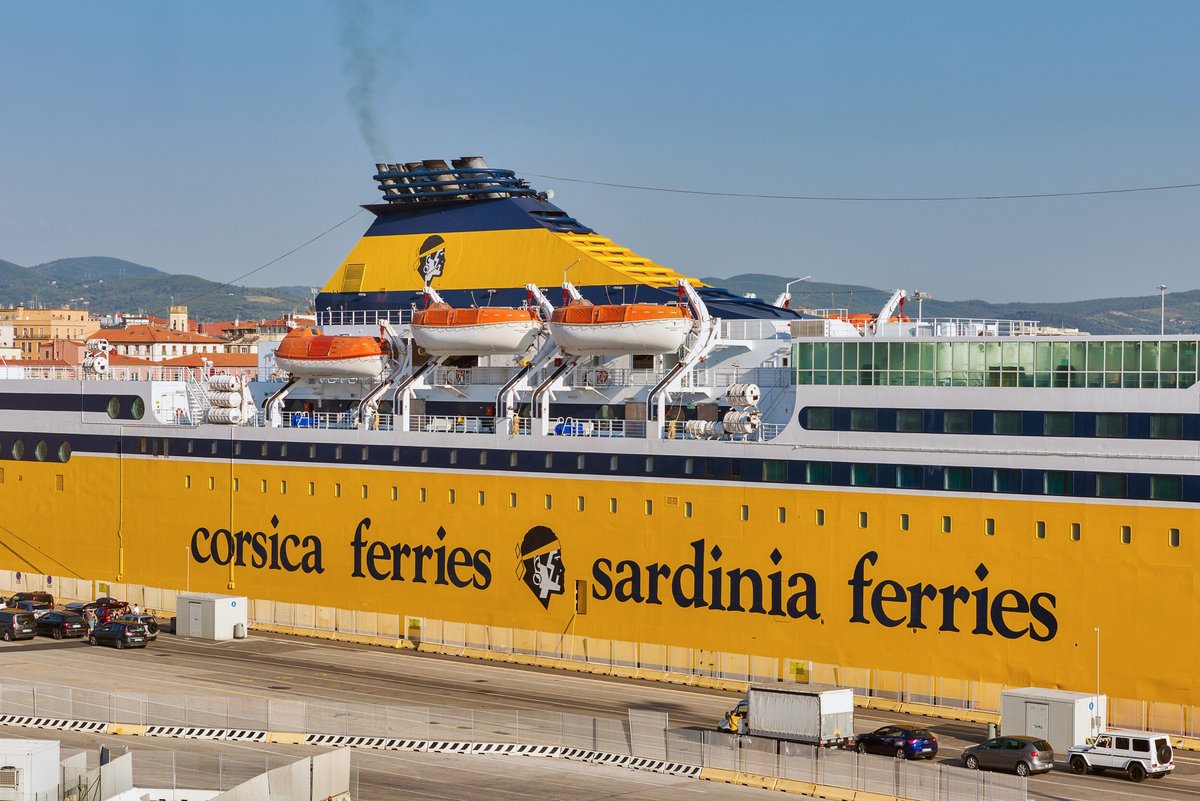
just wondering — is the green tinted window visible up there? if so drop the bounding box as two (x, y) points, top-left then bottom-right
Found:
(1096, 473), (1127, 498)
(850, 464), (877, 486)
(1044, 471), (1073, 495)
(1150, 414), (1182, 440)
(1151, 475), (1182, 501)
(992, 411), (1022, 435)
(806, 462), (832, 484)
(895, 409), (923, 432)
(806, 407), (833, 430)
(1043, 412), (1074, 436)
(850, 408), (877, 431)
(896, 465), (924, 488)
(1095, 413), (1127, 437)
(943, 410), (971, 434)
(944, 466), (972, 491)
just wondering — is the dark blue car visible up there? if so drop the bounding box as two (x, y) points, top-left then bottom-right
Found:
(856, 726), (939, 759)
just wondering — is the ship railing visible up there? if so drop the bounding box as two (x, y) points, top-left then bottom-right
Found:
(414, 414), (497, 434)
(874, 318), (1043, 337)
(316, 309), (413, 327)
(276, 411), (358, 430)
(718, 318), (791, 341)
(544, 417), (644, 438)
(0, 365), (214, 382)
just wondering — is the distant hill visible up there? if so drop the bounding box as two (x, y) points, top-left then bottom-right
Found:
(0, 257), (1193, 334)
(0, 257), (314, 322)
(704, 274), (1198, 335)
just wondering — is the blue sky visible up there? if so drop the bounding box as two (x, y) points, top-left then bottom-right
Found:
(1, 1), (1198, 302)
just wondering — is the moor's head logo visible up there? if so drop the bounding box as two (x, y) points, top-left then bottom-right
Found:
(416, 235), (447, 284)
(515, 525), (565, 609)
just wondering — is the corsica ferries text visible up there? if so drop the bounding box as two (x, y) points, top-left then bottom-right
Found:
(188, 522), (1057, 642)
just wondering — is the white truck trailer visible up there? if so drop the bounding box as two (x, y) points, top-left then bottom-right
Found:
(719, 684), (855, 747)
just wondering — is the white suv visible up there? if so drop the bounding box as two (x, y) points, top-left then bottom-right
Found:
(1067, 729), (1174, 782)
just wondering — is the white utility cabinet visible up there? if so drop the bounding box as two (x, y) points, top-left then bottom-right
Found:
(175, 593), (248, 641)
(1001, 687), (1106, 757)
(0, 739), (59, 801)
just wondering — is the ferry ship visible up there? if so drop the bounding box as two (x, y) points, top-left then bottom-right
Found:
(0, 158), (1195, 711)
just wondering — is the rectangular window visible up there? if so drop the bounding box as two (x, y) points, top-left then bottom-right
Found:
(361, 445), (369, 461)
(647, 500), (655, 516)
(230, 441), (238, 456)
(576, 496), (585, 512)
(308, 482), (315, 496)
(185, 475), (192, 489)
(609, 498), (618, 513)
(1150, 413), (1183, 440)
(1071, 522), (1081, 541)
(479, 451), (488, 466)
(509, 492), (517, 508)
(644, 456), (653, 473)
(260, 479), (267, 493)
(992, 411), (1022, 435)
(850, 408), (877, 431)
(899, 513), (909, 531)
(943, 410), (971, 434)
(850, 464), (876, 486)
(609, 455), (618, 472)
(1043, 471), (1073, 496)
(449, 450), (458, 465)
(393, 447), (400, 463)
(576, 454), (585, 470)
(858, 511), (868, 529)
(1035, 521), (1046, 539)
(738, 504), (748, 521)
(545, 453), (554, 469)
(815, 508), (825, 526)
(545, 494), (553, 510)
(335, 445), (342, 460)
(309, 444), (316, 459)
(806, 462), (832, 484)
(1120, 525), (1132, 544)
(1151, 475), (1183, 501)
(1095, 413), (1128, 438)
(392, 486), (399, 501)
(421, 448), (429, 464)
(334, 483), (342, 498)
(763, 460), (787, 482)
(260, 442), (268, 457)
(895, 409), (923, 433)
(985, 518), (996, 536)
(943, 466), (972, 491)
(1043, 412), (1074, 437)
(280, 443), (287, 458)
(575, 580), (588, 615)
(684, 458), (694, 475)
(1169, 528), (1181, 548)
(447, 488), (455, 504)
(362, 484), (369, 500)
(684, 501), (693, 518)
(777, 507), (787, 524)
(55, 474), (64, 491)
(1096, 473), (1128, 498)
(941, 515), (952, 533)
(478, 490), (486, 506)
(213, 442), (220, 455)
(510, 452), (519, 467)
(993, 469), (1021, 493)
(208, 476), (215, 490)
(896, 465), (924, 489)
(806, 407), (834, 430)
(420, 487), (428, 503)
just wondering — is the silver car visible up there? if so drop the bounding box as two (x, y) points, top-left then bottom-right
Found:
(113, 613), (160, 640)
(962, 735), (1055, 776)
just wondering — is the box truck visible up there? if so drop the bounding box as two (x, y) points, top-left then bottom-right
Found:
(718, 684), (855, 747)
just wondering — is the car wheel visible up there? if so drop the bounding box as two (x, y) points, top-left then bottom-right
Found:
(965, 755), (980, 770)
(1069, 756), (1089, 774)
(115, 639), (125, 650)
(1015, 761), (1030, 777)
(895, 748), (907, 759)
(52, 628), (63, 640)
(1, 630), (10, 641)
(88, 635), (97, 646)
(1129, 763), (1146, 783)
(857, 742), (867, 754)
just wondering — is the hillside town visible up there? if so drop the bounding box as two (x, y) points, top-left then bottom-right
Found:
(0, 303), (311, 380)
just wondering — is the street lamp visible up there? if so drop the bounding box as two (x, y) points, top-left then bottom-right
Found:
(912, 291), (932, 322)
(781, 276), (812, 309)
(1157, 285), (1168, 335)
(1094, 626), (1103, 733)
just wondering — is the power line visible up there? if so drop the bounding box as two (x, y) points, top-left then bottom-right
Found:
(159, 209), (366, 315)
(522, 173), (1200, 202)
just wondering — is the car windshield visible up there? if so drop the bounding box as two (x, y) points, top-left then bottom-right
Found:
(1034, 740), (1052, 751)
(911, 730), (933, 739)
(124, 624), (146, 634)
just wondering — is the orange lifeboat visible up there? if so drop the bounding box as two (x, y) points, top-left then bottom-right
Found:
(274, 327), (391, 378)
(410, 303), (542, 356)
(548, 301), (694, 356)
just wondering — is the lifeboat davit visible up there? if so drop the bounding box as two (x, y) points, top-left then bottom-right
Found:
(548, 301), (694, 356)
(274, 327), (391, 379)
(411, 304), (541, 356)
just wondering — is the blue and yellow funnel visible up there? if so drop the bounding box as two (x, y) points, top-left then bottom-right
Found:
(316, 158), (801, 319)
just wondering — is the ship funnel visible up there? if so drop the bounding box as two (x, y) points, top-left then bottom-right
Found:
(376, 162), (403, 197)
(423, 159), (466, 199)
(453, 156), (502, 198)
(405, 162), (428, 196)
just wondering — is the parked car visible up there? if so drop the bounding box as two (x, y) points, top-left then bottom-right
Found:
(7, 592), (54, 608)
(113, 614), (159, 640)
(962, 735), (1055, 776)
(855, 726), (938, 759)
(0, 609), (36, 641)
(35, 611), (87, 639)
(88, 621), (148, 649)
(81, 600), (129, 624)
(15, 601), (53, 618)
(1068, 730), (1174, 782)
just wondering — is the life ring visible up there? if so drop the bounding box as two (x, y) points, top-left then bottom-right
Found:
(594, 369), (610, 386)
(448, 368), (468, 385)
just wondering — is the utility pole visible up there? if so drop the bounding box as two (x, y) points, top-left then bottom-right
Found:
(1158, 285), (1168, 335)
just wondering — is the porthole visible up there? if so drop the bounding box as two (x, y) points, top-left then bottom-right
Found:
(130, 397), (145, 420)
(58, 442), (71, 463)
(107, 397), (121, 419)
(11, 440), (24, 460)
(34, 441), (48, 462)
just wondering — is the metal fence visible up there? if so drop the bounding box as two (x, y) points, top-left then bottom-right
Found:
(5, 683), (1021, 801)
